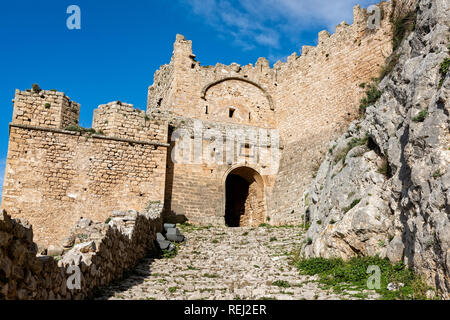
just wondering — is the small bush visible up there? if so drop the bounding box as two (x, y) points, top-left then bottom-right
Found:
(45, 103), (51, 109)
(32, 83), (41, 93)
(64, 125), (99, 135)
(334, 135), (369, 164)
(379, 54), (400, 81)
(203, 273), (220, 278)
(359, 85), (382, 116)
(272, 280), (291, 288)
(343, 199), (361, 213)
(412, 110), (428, 123)
(162, 246), (178, 259)
(391, 1), (417, 51)
(439, 58), (450, 88)
(432, 170), (444, 178)
(168, 287), (178, 293)
(302, 221), (311, 232)
(377, 161), (390, 176)
(295, 256), (433, 300)
(440, 58), (450, 76)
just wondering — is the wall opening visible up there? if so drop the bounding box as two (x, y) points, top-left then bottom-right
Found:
(224, 167), (266, 227)
(225, 175), (249, 227)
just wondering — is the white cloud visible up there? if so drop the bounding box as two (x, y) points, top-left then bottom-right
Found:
(179, 0), (381, 60)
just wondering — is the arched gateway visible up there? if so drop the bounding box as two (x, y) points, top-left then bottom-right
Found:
(224, 167), (266, 227)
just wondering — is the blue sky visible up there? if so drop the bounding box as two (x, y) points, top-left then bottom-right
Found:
(0, 0), (380, 195)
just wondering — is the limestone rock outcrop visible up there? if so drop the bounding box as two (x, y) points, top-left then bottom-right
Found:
(302, 0), (449, 297)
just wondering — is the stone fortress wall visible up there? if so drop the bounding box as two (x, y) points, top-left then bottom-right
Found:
(2, 1), (397, 245)
(148, 1), (395, 225)
(1, 90), (169, 246)
(0, 204), (163, 300)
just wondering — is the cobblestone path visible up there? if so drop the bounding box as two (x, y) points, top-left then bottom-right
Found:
(96, 225), (378, 300)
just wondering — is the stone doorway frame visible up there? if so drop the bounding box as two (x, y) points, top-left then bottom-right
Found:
(222, 165), (267, 227)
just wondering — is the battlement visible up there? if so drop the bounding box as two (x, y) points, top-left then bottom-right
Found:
(93, 101), (167, 143)
(12, 88), (80, 129)
(147, 2), (393, 131)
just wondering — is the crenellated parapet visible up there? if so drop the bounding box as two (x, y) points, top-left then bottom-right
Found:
(92, 101), (167, 144)
(12, 88), (80, 129)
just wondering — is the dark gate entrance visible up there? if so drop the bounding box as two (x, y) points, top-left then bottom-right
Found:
(224, 167), (266, 227)
(225, 174), (250, 227)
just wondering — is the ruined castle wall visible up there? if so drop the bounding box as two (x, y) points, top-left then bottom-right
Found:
(148, 35), (278, 129)
(12, 90), (80, 129)
(267, 2), (394, 223)
(92, 101), (167, 143)
(0, 205), (162, 300)
(145, 2), (394, 225)
(163, 116), (279, 226)
(2, 91), (169, 245)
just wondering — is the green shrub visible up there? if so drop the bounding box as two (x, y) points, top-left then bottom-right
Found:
(343, 199), (361, 213)
(359, 85), (382, 116)
(64, 125), (99, 135)
(168, 287), (178, 293)
(440, 58), (450, 75)
(272, 280), (291, 288)
(439, 58), (450, 88)
(379, 54), (400, 81)
(391, 4), (417, 51)
(161, 245), (178, 259)
(32, 83), (41, 93)
(294, 256), (433, 300)
(334, 135), (369, 164)
(45, 103), (51, 109)
(432, 170), (444, 178)
(377, 161), (389, 176)
(412, 110), (428, 123)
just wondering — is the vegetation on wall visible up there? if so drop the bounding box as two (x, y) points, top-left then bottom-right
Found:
(359, 84), (382, 116)
(391, 0), (417, 51)
(64, 125), (104, 135)
(292, 256), (436, 300)
(439, 58), (450, 88)
(334, 135), (369, 164)
(358, 1), (418, 118)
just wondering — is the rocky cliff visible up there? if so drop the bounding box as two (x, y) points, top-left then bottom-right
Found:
(302, 0), (449, 297)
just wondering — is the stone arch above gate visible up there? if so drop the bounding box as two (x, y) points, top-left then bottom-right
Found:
(201, 77), (275, 111)
(200, 78), (276, 127)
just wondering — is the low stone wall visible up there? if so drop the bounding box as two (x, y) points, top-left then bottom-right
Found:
(0, 202), (163, 300)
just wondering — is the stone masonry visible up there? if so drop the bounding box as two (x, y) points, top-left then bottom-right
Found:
(2, 1), (397, 246)
(0, 202), (163, 300)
